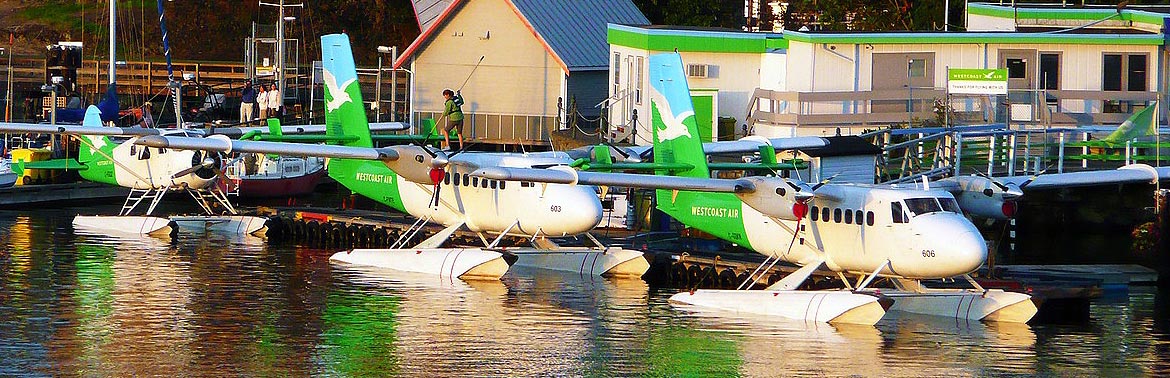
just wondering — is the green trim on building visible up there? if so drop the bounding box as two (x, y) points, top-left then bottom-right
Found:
(967, 3), (1167, 27)
(783, 30), (1163, 46)
(607, 24), (788, 53)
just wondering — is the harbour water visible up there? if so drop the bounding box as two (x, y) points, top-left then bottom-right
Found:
(1, 208), (1169, 377)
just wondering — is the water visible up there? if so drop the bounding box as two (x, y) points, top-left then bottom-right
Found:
(2, 209), (1169, 377)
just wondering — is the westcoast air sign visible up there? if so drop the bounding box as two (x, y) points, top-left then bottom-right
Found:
(947, 68), (1008, 95)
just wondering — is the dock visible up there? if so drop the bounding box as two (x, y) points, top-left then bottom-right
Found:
(0, 182), (129, 207)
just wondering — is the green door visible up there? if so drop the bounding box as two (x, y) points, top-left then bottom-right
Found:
(690, 94), (714, 142)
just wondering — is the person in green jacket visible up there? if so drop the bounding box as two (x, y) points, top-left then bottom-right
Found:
(441, 89), (465, 150)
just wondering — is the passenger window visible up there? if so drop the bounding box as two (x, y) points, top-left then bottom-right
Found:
(481, 179), (489, 188)
(867, 211), (875, 226)
(892, 202), (907, 223)
(490, 180), (497, 189)
(845, 209), (853, 224)
(811, 206), (819, 221)
(472, 177), (479, 187)
(500, 181), (506, 190)
(444, 172), (450, 185)
(833, 208), (842, 223)
(463, 174), (470, 187)
(130, 145), (137, 155)
(822, 207), (830, 221)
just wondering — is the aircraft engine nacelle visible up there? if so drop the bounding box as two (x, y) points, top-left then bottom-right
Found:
(734, 176), (814, 221)
(952, 176), (1018, 220)
(380, 145), (447, 185)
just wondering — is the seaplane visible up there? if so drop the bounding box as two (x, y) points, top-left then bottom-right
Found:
(0, 106), (268, 236)
(471, 52), (1170, 325)
(135, 33), (650, 280)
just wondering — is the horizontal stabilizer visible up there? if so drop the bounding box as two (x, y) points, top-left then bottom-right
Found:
(13, 159), (87, 171)
(208, 122), (407, 138)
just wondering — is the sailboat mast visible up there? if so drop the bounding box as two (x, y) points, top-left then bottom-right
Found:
(108, 0), (115, 84)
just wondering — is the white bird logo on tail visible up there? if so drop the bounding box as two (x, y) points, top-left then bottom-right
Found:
(323, 69), (356, 111)
(651, 90), (693, 143)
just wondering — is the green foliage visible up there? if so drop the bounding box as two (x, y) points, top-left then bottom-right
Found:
(632, 0), (743, 29)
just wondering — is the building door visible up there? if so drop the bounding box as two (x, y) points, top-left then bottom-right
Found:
(872, 52), (935, 115)
(690, 92), (716, 142)
(999, 49), (1037, 121)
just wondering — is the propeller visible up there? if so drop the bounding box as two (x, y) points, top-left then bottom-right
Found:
(810, 173), (839, 191)
(173, 156), (216, 179)
(970, 169), (1025, 199)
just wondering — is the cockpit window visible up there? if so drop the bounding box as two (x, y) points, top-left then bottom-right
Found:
(939, 198), (963, 214)
(904, 197), (961, 216)
(904, 198), (942, 216)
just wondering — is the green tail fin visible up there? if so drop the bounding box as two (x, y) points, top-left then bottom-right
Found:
(78, 105), (113, 164)
(649, 53), (708, 178)
(322, 33), (373, 148)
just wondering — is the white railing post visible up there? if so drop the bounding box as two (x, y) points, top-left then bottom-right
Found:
(987, 135), (996, 176)
(1008, 133), (1017, 175)
(1058, 131), (1065, 173)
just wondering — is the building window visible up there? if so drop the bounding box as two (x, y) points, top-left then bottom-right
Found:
(1128, 54), (1148, 92)
(1103, 53), (1148, 92)
(1103, 54), (1123, 91)
(1005, 58), (1027, 79)
(635, 56), (644, 105)
(1039, 53), (1059, 90)
(908, 59), (926, 78)
(612, 52), (621, 94)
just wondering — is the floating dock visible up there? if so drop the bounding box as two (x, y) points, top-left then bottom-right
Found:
(0, 182), (129, 207)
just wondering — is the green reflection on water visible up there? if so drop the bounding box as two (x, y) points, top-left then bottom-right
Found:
(73, 244), (115, 361)
(644, 326), (743, 378)
(319, 289), (401, 375)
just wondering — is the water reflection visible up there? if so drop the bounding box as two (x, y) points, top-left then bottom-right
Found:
(0, 210), (1168, 376)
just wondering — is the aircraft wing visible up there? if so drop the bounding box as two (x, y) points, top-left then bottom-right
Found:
(999, 165), (1170, 190)
(703, 136), (828, 155)
(206, 122), (409, 137)
(471, 166), (755, 193)
(136, 135), (401, 161)
(0, 122), (161, 136)
(614, 137), (829, 160)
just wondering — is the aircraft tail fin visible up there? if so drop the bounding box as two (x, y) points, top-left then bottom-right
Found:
(266, 118), (284, 138)
(78, 105), (113, 163)
(321, 33), (373, 148)
(649, 53), (708, 178)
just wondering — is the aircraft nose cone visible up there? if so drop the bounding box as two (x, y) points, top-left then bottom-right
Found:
(910, 214), (987, 278)
(561, 188), (603, 235)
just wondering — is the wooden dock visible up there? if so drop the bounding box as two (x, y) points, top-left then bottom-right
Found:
(0, 182), (129, 207)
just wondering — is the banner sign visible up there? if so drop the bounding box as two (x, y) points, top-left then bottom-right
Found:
(947, 68), (1008, 95)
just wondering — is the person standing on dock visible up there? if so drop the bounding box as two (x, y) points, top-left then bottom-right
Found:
(240, 80), (256, 124)
(139, 102), (155, 128)
(441, 89), (464, 150)
(267, 85), (283, 121)
(257, 85), (270, 120)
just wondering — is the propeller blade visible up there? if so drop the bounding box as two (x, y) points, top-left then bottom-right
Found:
(971, 169), (1010, 192)
(811, 173), (840, 191)
(172, 157), (216, 179)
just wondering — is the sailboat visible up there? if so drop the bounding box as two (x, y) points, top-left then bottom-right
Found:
(55, 1), (120, 124)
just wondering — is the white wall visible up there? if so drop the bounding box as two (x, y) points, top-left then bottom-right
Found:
(967, 14), (1015, 32)
(412, 0), (564, 118)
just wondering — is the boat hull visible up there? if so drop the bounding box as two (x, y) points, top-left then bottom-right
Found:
(232, 165), (326, 198)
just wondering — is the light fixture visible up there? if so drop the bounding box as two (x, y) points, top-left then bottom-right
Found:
(51, 76), (64, 84)
(377, 46), (394, 54)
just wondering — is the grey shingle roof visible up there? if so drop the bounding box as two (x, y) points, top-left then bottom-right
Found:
(412, 0), (453, 32)
(510, 0), (649, 71)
